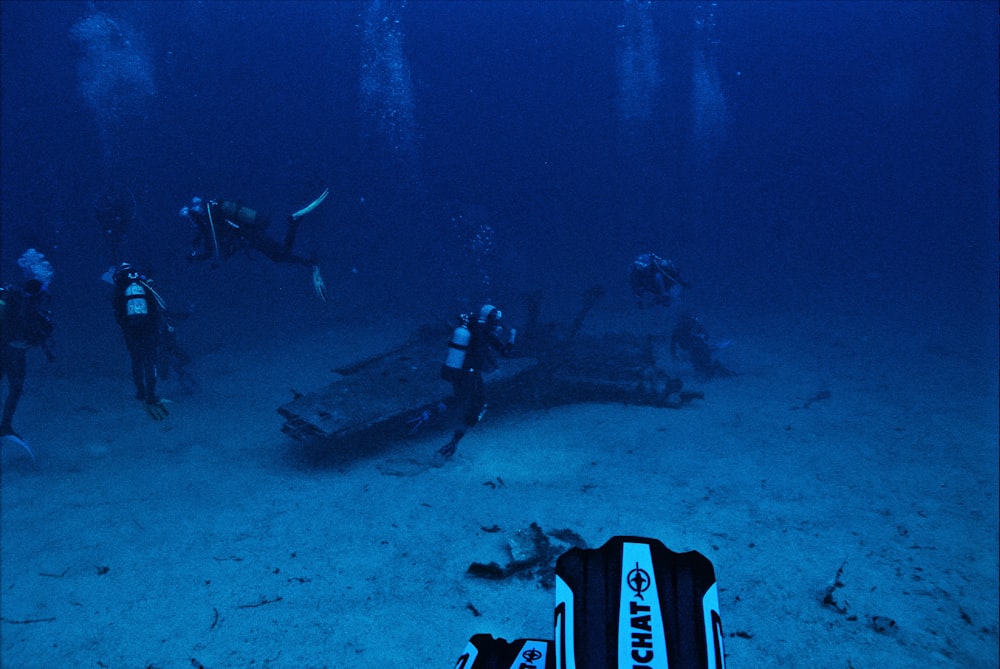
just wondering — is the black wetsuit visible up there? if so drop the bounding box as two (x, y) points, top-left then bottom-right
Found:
(187, 200), (310, 266)
(1, 284), (53, 437)
(439, 318), (509, 455)
(629, 253), (686, 307)
(670, 315), (734, 378)
(113, 276), (162, 403)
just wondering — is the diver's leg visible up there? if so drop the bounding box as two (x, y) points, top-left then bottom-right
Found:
(439, 428), (465, 458)
(462, 373), (487, 428)
(691, 344), (715, 376)
(280, 215), (301, 257)
(251, 227), (312, 265)
(1, 351), (26, 435)
(249, 232), (284, 262)
(439, 373), (480, 458)
(279, 218), (316, 266)
(126, 337), (145, 399)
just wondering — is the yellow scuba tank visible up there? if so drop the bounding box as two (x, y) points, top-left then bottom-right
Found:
(442, 315), (471, 381)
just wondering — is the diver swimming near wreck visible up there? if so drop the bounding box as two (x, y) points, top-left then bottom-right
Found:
(409, 304), (516, 459)
(179, 188), (330, 301)
(629, 252), (689, 308)
(670, 313), (735, 378)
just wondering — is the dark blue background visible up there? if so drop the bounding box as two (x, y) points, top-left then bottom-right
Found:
(2, 1), (996, 356)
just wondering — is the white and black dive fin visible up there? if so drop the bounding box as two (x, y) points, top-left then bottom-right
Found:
(452, 635), (553, 669)
(555, 536), (725, 669)
(449, 536), (724, 669)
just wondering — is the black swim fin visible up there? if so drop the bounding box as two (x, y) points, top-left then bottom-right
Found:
(143, 399), (170, 421)
(554, 536), (725, 669)
(453, 634), (553, 669)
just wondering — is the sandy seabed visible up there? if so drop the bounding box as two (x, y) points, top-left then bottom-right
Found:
(2, 293), (997, 669)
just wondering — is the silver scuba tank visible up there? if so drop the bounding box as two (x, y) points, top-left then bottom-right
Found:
(442, 315), (471, 378)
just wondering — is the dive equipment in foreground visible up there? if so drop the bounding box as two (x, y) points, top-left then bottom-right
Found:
(451, 535), (724, 669)
(453, 635), (553, 669)
(556, 536), (724, 669)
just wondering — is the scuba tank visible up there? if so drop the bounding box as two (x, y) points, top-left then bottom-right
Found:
(214, 200), (264, 231)
(124, 280), (150, 317)
(442, 314), (471, 382)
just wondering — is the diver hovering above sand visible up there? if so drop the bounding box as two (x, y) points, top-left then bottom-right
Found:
(111, 263), (170, 420)
(1, 276), (54, 447)
(629, 252), (689, 308)
(406, 304), (516, 459)
(1, 250), (55, 455)
(670, 313), (735, 378)
(179, 188), (329, 301)
(437, 304), (515, 458)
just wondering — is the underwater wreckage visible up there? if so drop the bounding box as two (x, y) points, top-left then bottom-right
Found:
(277, 287), (703, 444)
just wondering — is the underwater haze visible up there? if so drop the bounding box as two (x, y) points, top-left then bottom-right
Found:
(2, 1), (995, 322)
(1, 2), (997, 668)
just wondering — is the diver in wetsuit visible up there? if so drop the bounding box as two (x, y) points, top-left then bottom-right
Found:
(179, 189), (330, 301)
(670, 313), (735, 378)
(434, 304), (515, 458)
(111, 263), (168, 418)
(629, 253), (689, 308)
(181, 198), (305, 265)
(408, 304), (517, 458)
(0, 279), (54, 439)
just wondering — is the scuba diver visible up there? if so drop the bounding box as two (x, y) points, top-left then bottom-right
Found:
(670, 313), (735, 379)
(94, 183), (136, 263)
(0, 278), (54, 441)
(111, 263), (168, 419)
(179, 188), (330, 301)
(411, 304), (515, 458)
(629, 252), (689, 308)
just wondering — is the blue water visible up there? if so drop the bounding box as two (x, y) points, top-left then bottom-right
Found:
(1, 2), (997, 665)
(3, 1), (995, 329)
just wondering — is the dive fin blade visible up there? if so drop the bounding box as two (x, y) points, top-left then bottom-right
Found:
(555, 536), (725, 669)
(143, 400), (170, 421)
(1, 434), (36, 463)
(292, 187), (330, 219)
(452, 634), (554, 669)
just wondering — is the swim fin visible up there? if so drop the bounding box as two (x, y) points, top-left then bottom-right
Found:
(554, 536), (725, 669)
(311, 264), (327, 302)
(453, 635), (553, 669)
(143, 399), (170, 421)
(1, 434), (35, 463)
(292, 187), (330, 220)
